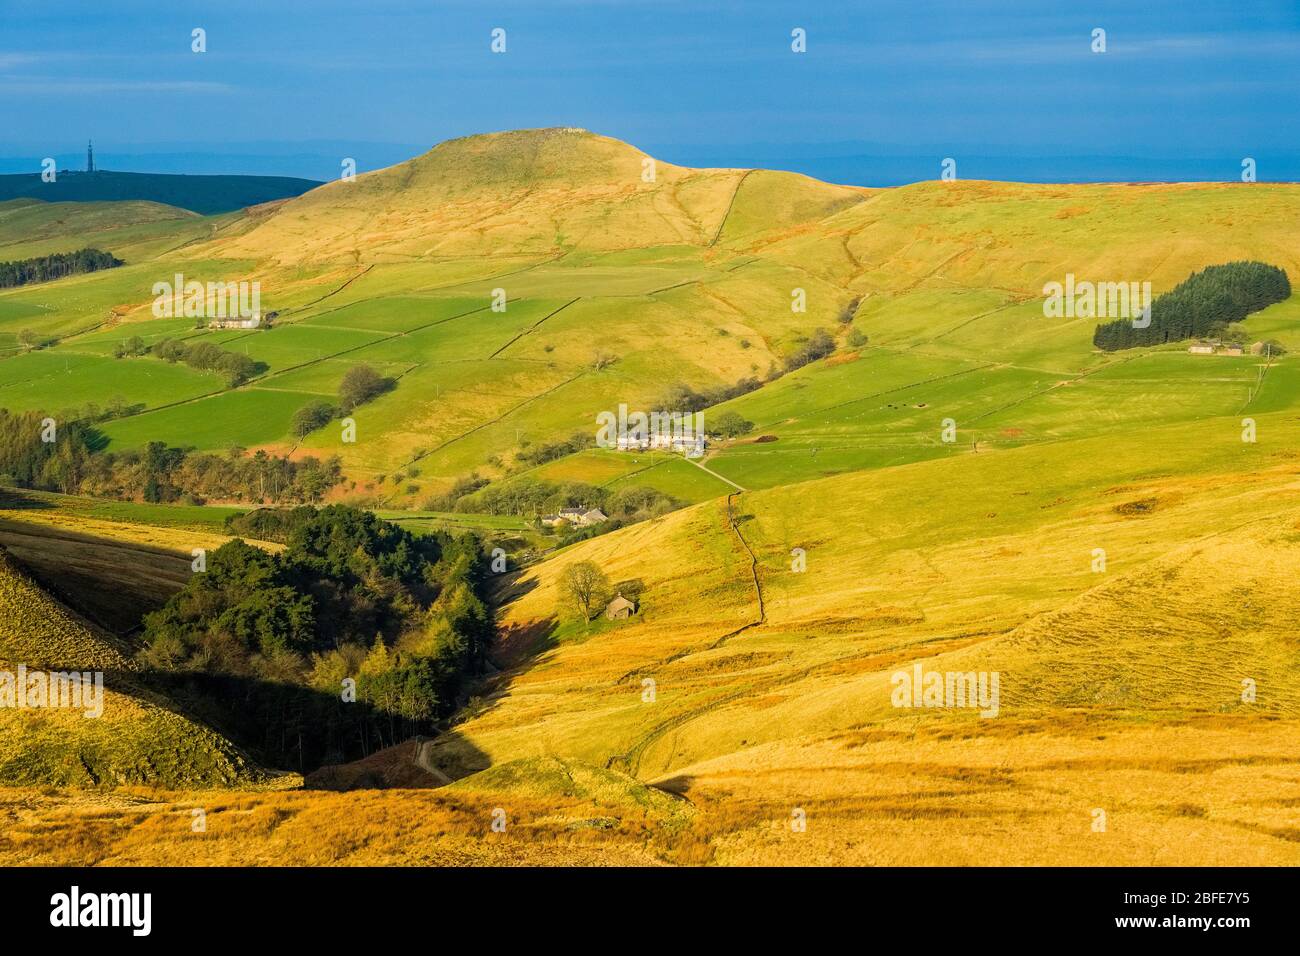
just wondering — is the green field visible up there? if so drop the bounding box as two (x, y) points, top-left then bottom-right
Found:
(4, 142), (1296, 512)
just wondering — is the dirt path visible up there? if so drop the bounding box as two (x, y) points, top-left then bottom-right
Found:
(411, 739), (452, 784)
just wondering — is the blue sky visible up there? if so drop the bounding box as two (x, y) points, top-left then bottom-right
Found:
(1, 0), (1298, 183)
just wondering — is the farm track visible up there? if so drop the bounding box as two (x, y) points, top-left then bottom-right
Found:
(924, 297), (1032, 343)
(965, 352), (1146, 425)
(686, 455), (745, 492)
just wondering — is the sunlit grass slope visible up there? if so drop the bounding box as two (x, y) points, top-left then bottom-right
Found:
(2, 131), (1298, 501)
(423, 408), (1300, 863)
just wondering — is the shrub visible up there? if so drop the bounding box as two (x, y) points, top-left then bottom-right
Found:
(710, 411), (754, 439)
(339, 364), (395, 412)
(292, 400), (336, 437)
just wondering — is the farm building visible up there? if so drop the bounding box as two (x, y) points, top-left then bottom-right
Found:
(209, 313), (265, 330)
(615, 432), (706, 456)
(541, 507), (608, 528)
(604, 594), (637, 620)
(1188, 341), (1247, 356)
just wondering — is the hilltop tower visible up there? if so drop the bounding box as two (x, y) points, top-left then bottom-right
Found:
(86, 140), (95, 173)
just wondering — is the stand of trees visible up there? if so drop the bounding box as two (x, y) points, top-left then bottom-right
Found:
(149, 337), (262, 386)
(515, 432), (594, 467)
(0, 408), (342, 504)
(784, 328), (837, 371)
(1093, 261), (1290, 351)
(138, 506), (494, 767)
(657, 375), (763, 414)
(433, 475), (679, 523)
(0, 248), (122, 288)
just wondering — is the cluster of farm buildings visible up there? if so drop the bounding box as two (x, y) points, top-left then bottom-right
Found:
(1187, 340), (1273, 356)
(540, 507), (608, 528)
(614, 432), (706, 456)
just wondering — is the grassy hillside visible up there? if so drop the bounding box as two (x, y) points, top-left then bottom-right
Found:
(415, 407), (1300, 863)
(0, 128), (1297, 864)
(0, 547), (261, 787)
(2, 130), (1295, 509)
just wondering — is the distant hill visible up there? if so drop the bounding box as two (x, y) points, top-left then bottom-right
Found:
(212, 127), (867, 263)
(0, 169), (322, 215)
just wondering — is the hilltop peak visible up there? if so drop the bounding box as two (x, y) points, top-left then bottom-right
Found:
(208, 127), (864, 262)
(411, 127), (655, 187)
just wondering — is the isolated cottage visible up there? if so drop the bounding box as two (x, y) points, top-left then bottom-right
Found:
(1187, 344), (1215, 355)
(541, 507), (608, 528)
(604, 594), (637, 620)
(208, 313), (265, 330)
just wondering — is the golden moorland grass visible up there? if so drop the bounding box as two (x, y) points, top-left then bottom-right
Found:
(404, 411), (1300, 864)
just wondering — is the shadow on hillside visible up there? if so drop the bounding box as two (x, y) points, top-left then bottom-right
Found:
(0, 518), (190, 635)
(103, 667), (491, 788)
(493, 615), (561, 667)
(0, 487), (54, 510)
(488, 566), (539, 605)
(651, 774), (696, 798)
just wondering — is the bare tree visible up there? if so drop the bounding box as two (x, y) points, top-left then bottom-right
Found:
(562, 561), (608, 621)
